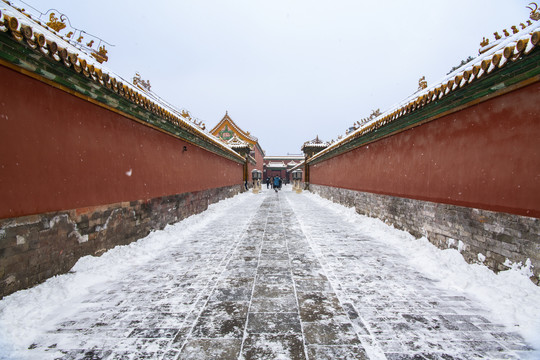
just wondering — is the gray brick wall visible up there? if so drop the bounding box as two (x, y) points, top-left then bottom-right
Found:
(0, 185), (243, 298)
(309, 184), (540, 285)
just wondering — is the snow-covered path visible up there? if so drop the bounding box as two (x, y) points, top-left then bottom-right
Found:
(0, 186), (539, 359)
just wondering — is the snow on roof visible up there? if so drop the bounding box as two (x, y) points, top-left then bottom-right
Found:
(310, 18), (540, 163)
(0, 1), (241, 158)
(301, 135), (329, 149)
(288, 160), (305, 172)
(267, 161), (286, 168)
(264, 155), (305, 160)
(226, 134), (250, 149)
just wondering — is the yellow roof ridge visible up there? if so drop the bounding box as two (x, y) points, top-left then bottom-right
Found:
(309, 18), (540, 163)
(0, 2), (242, 160)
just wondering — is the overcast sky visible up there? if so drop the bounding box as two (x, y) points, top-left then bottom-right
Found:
(18, 0), (532, 155)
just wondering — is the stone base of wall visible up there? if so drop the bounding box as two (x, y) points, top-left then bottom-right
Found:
(0, 184), (243, 298)
(309, 184), (540, 284)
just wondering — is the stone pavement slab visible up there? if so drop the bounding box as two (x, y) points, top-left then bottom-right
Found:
(285, 189), (535, 360)
(1, 188), (535, 359)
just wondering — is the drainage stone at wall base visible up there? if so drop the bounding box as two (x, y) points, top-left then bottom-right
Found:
(309, 184), (540, 284)
(0, 184), (243, 299)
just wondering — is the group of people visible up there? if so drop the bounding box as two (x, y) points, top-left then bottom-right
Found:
(266, 176), (282, 192)
(245, 176), (285, 192)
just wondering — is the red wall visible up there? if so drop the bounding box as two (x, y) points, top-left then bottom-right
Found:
(248, 145), (265, 180)
(0, 65), (243, 219)
(310, 82), (540, 218)
(266, 169), (288, 181)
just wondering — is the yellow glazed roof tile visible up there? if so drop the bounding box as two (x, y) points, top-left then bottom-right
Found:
(0, 1), (244, 161)
(309, 17), (540, 163)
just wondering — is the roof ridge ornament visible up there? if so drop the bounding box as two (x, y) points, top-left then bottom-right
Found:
(46, 12), (65, 32)
(301, 135), (329, 158)
(528, 3), (540, 21)
(9, 1), (114, 63)
(418, 76), (427, 90)
(480, 4), (538, 53)
(91, 45), (108, 63)
(133, 72), (151, 92)
(350, 108), (381, 134)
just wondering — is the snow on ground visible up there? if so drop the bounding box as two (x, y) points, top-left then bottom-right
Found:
(0, 192), (265, 359)
(0, 185), (538, 359)
(290, 190), (540, 350)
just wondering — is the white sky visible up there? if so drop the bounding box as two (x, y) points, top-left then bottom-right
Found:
(18, 0), (533, 155)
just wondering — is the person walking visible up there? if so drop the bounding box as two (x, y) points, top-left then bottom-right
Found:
(273, 176), (281, 193)
(266, 177), (270, 189)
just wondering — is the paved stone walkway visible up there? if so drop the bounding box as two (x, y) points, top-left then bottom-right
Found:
(11, 188), (534, 359)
